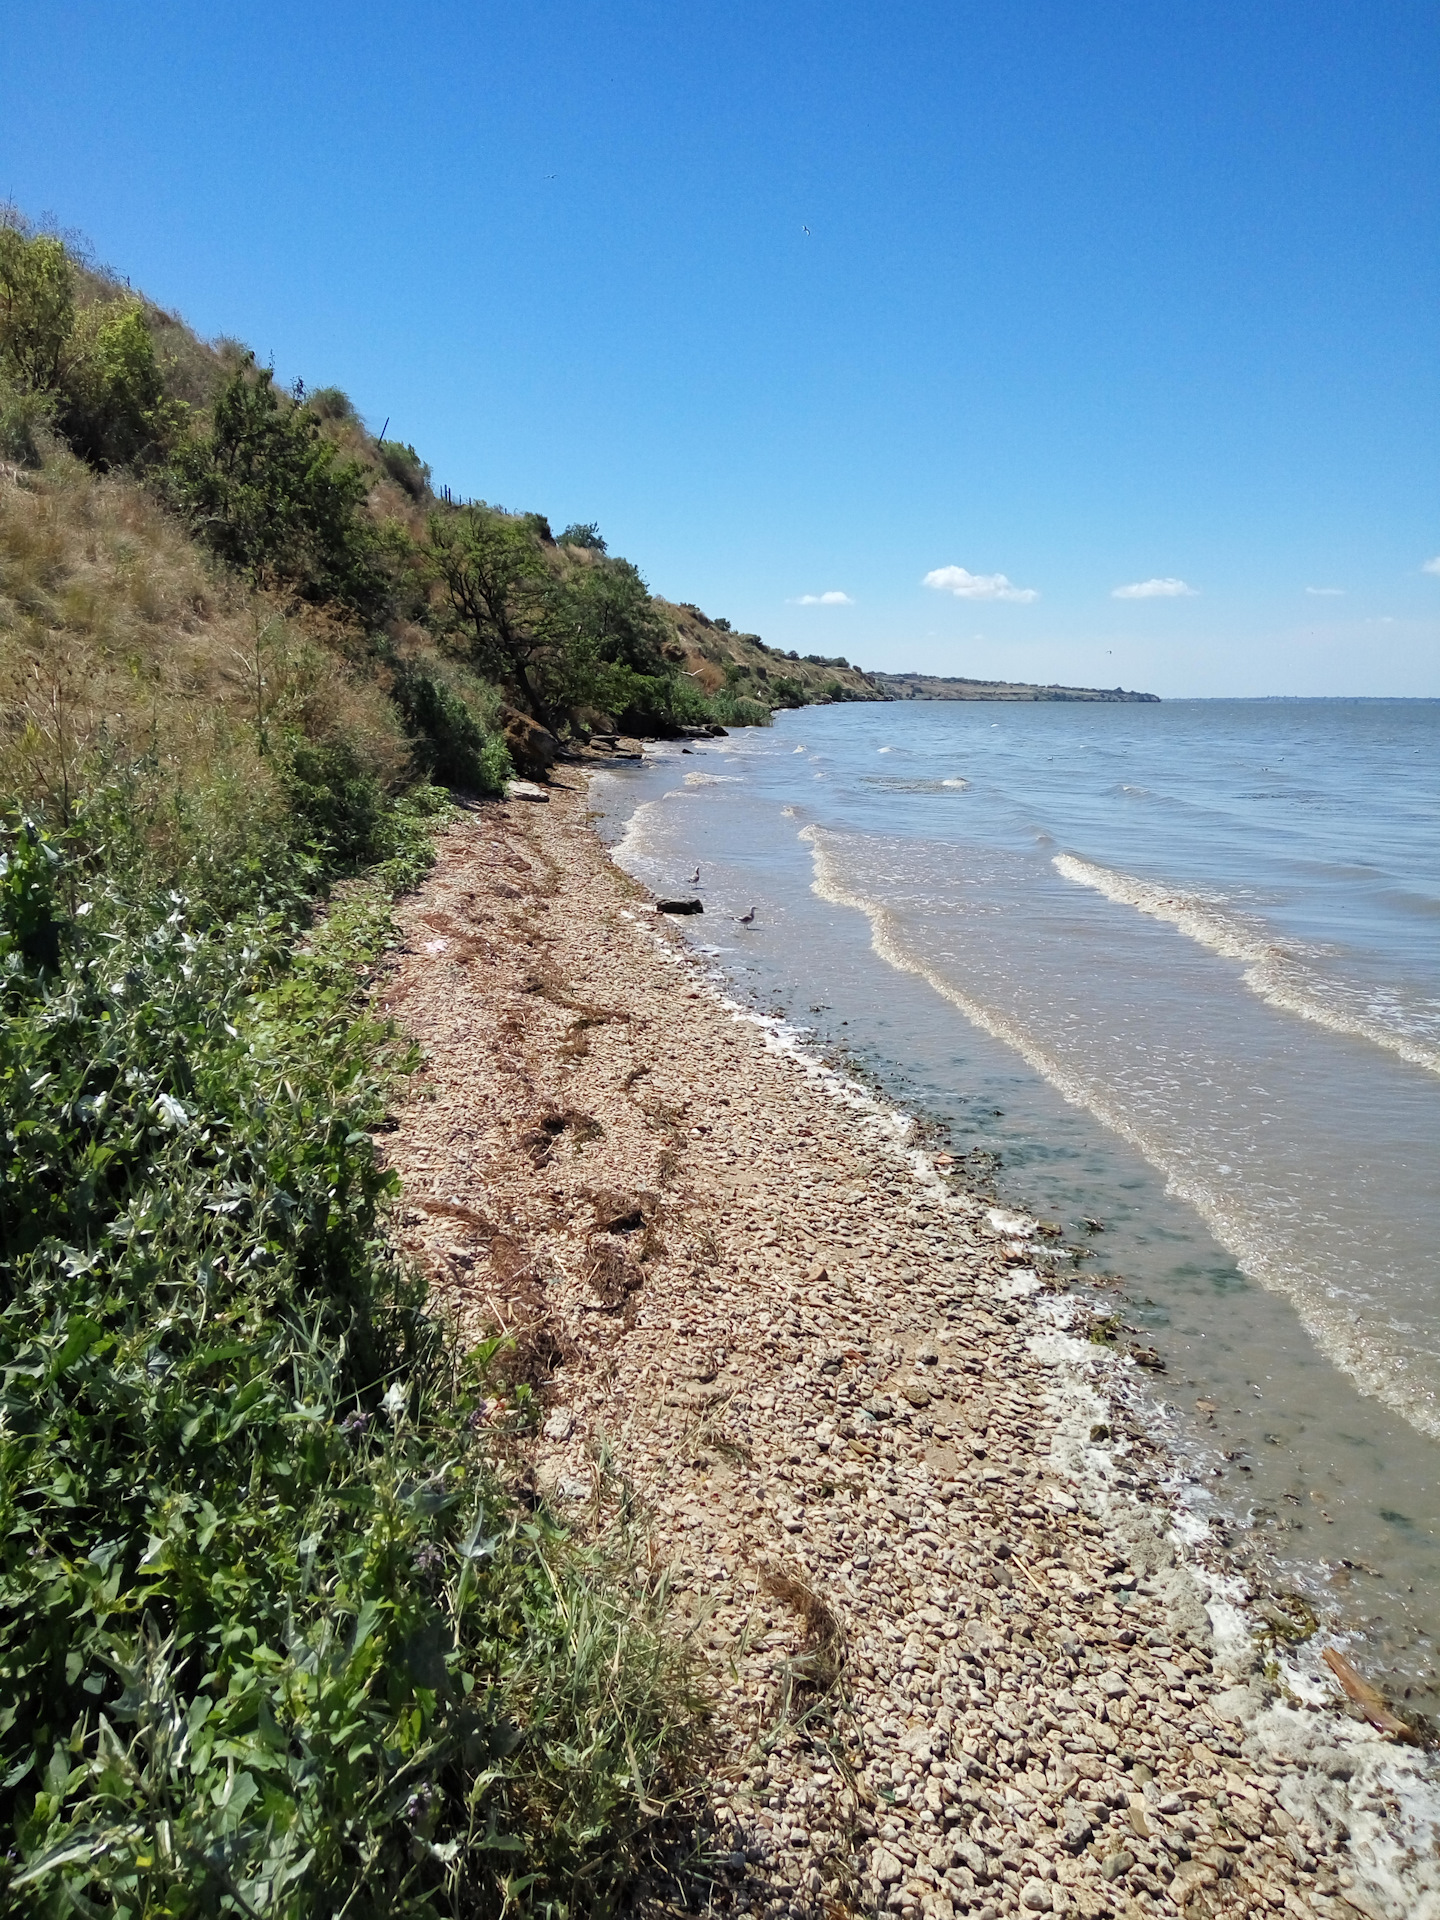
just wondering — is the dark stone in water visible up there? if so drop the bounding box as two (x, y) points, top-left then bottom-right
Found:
(656, 899), (704, 914)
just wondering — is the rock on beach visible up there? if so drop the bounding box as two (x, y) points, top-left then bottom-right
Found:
(376, 775), (1416, 1920)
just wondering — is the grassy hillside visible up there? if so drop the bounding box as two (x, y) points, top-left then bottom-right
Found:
(658, 598), (884, 712)
(0, 212), (724, 1915)
(0, 205), (871, 836)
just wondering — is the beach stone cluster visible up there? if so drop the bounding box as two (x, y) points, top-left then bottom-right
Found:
(378, 781), (1415, 1920)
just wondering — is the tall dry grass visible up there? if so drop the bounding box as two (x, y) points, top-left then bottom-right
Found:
(0, 444), (411, 857)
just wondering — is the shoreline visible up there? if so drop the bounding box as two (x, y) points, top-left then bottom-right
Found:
(377, 775), (1437, 1920)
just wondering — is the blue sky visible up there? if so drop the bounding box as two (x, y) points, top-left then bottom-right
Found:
(3, 1), (1437, 695)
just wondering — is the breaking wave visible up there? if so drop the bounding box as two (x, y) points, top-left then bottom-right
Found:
(800, 824), (1440, 1441)
(1054, 853), (1440, 1078)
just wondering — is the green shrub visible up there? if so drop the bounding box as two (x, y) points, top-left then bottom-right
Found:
(164, 359), (389, 621)
(304, 385), (355, 422)
(0, 811), (702, 1917)
(280, 734), (389, 867)
(390, 664), (511, 794)
(768, 675), (807, 709)
(557, 522), (605, 552)
(0, 224), (73, 392)
(709, 689), (772, 728)
(60, 302), (180, 469)
(377, 439), (431, 501)
(0, 371), (55, 464)
(657, 671), (716, 728)
(0, 226), (178, 471)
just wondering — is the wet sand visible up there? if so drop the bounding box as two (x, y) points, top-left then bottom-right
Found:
(376, 776), (1437, 1920)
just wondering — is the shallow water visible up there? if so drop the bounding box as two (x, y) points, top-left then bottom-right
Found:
(589, 698), (1440, 1713)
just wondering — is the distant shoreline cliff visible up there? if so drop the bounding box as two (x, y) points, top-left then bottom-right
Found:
(872, 671), (1160, 703)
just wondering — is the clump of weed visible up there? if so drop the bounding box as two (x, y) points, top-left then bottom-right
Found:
(762, 1567), (846, 1697)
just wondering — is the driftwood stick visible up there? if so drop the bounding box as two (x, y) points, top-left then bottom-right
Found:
(1321, 1648), (1418, 1743)
(1011, 1554), (1049, 1598)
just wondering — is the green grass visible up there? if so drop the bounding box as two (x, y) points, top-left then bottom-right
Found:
(0, 795), (703, 1916)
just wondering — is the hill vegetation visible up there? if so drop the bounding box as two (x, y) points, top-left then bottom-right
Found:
(0, 211), (736, 1915)
(658, 600), (882, 713)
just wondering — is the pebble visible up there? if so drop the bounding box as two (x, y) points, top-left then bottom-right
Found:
(376, 779), (1394, 1920)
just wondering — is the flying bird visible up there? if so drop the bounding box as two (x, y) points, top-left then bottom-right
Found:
(738, 906), (756, 926)
(802, 225), (810, 235)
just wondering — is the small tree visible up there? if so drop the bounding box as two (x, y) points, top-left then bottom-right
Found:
(426, 508), (561, 726)
(558, 521), (606, 551)
(61, 302), (178, 468)
(553, 556), (671, 679)
(0, 227), (73, 392)
(0, 226), (182, 469)
(165, 358), (387, 619)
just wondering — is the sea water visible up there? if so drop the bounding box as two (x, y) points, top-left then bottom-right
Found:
(588, 698), (1440, 1715)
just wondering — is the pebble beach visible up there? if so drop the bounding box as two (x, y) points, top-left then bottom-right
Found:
(376, 770), (1438, 1920)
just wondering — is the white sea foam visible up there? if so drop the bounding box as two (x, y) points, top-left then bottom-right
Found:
(861, 775), (970, 795)
(1030, 1311), (1440, 1920)
(1053, 852), (1440, 1077)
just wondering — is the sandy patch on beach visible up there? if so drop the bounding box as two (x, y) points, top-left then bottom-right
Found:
(376, 778), (1427, 1920)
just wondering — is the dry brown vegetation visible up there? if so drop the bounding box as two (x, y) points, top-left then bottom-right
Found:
(0, 447), (408, 848)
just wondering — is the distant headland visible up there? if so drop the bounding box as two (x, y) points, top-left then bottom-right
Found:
(658, 616), (1160, 708)
(872, 670), (1160, 703)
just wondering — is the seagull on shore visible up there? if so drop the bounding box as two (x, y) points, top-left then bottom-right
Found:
(738, 905), (756, 925)
(690, 866), (701, 885)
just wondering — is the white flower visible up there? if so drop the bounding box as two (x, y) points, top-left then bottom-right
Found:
(381, 1381), (408, 1423)
(153, 1092), (190, 1129)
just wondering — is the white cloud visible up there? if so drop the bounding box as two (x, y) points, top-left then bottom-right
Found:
(1111, 577), (1197, 599)
(1305, 586), (1345, 596)
(787, 589), (854, 605)
(1422, 556), (1440, 576)
(923, 565), (1038, 603)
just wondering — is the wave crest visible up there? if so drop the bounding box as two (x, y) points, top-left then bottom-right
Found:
(801, 825), (1440, 1438)
(1054, 853), (1440, 1078)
